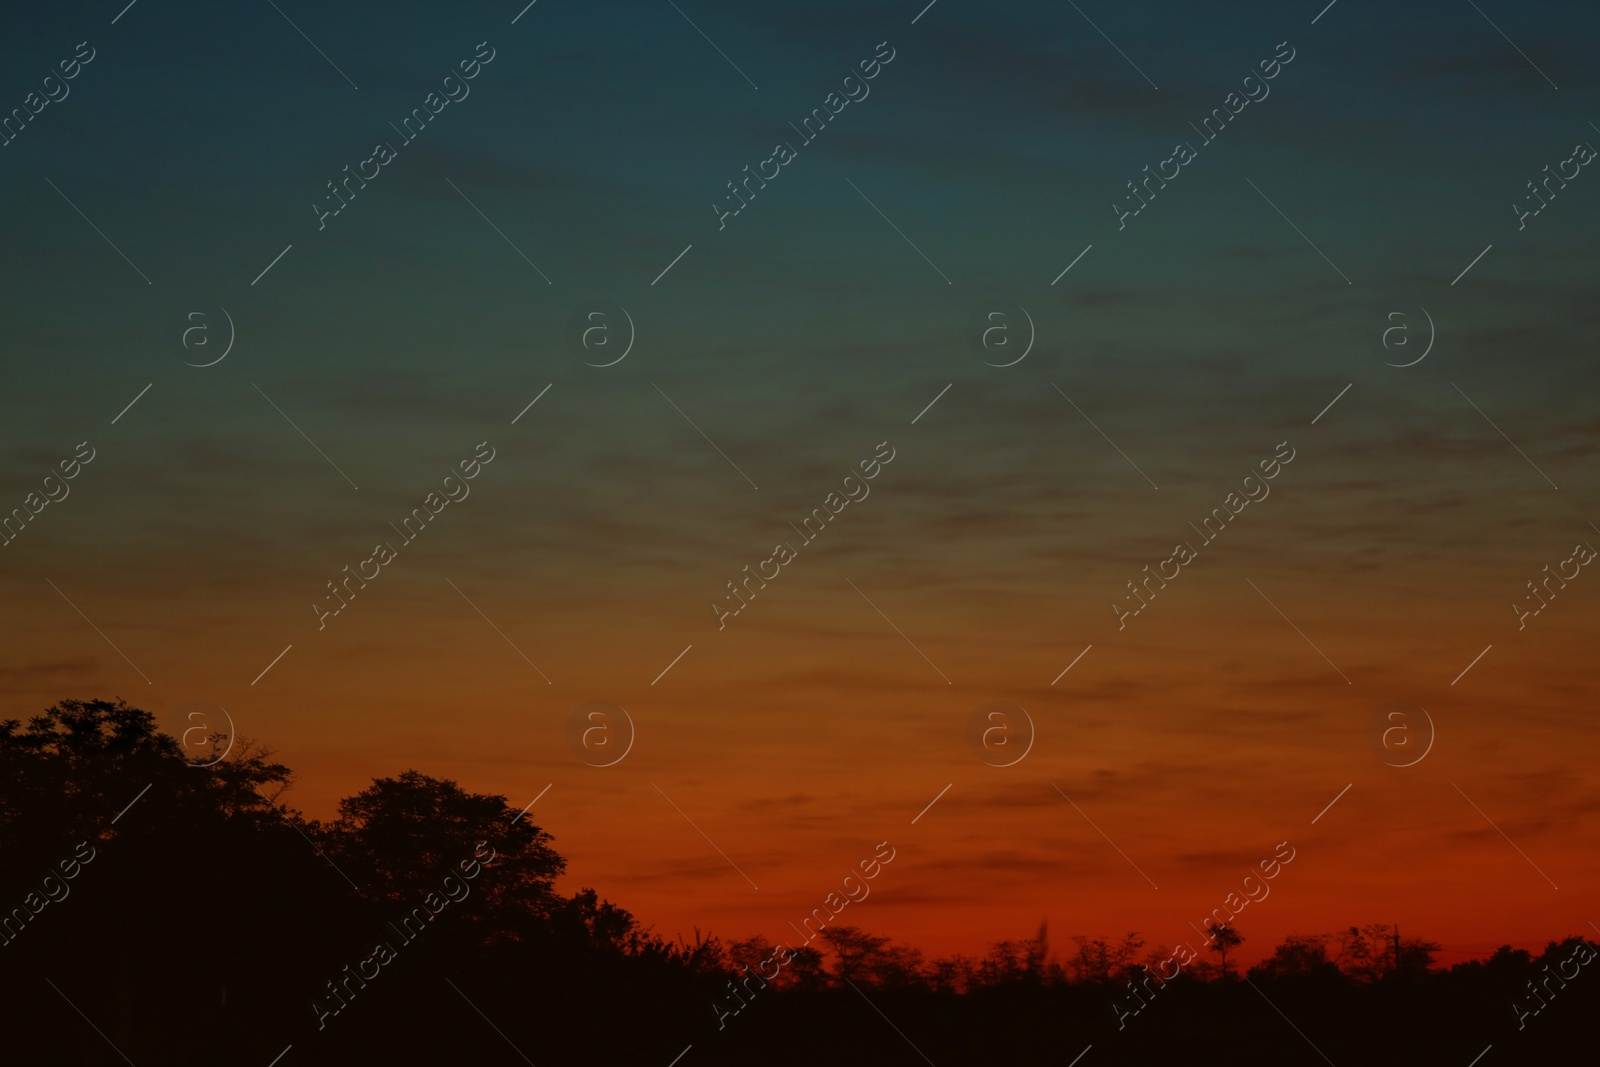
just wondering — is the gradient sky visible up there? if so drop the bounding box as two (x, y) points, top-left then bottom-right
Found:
(3, 0), (1598, 965)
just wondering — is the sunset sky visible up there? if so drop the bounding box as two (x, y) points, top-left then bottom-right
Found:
(2, 0), (1597, 966)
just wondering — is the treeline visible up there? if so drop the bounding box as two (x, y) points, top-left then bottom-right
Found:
(1, 700), (1594, 1067)
(717, 922), (1455, 993)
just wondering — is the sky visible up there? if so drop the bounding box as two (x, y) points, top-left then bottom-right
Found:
(2, 0), (1598, 965)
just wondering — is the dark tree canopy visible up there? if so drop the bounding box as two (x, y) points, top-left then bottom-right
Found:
(322, 768), (565, 932)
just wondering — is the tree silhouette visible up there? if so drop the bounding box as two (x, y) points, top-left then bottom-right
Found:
(321, 769), (564, 940)
(1068, 932), (1145, 984)
(0, 701), (355, 1066)
(1208, 923), (1244, 979)
(819, 925), (893, 983)
(0, 698), (290, 843)
(1250, 933), (1338, 981)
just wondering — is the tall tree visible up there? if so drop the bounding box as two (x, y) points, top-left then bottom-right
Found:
(1209, 923), (1244, 979)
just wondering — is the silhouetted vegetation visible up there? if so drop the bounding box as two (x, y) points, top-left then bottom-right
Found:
(2, 700), (1595, 1065)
